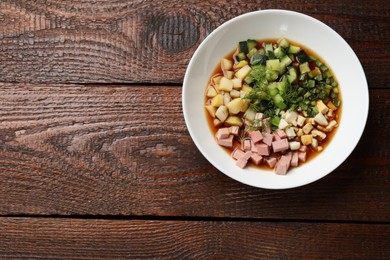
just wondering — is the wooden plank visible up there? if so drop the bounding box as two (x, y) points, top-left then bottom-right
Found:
(0, 1), (388, 85)
(0, 83), (389, 221)
(0, 218), (389, 259)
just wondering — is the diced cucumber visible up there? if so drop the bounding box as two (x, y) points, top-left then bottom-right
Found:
(280, 55), (292, 67)
(296, 51), (310, 63)
(250, 54), (267, 66)
(258, 48), (266, 55)
(269, 88), (279, 96)
(299, 62), (311, 74)
(265, 43), (274, 53)
(320, 64), (328, 72)
(314, 74), (323, 81)
(274, 47), (285, 58)
(266, 70), (278, 81)
(278, 38), (290, 48)
(235, 52), (246, 61)
(307, 79), (315, 88)
(273, 94), (287, 110)
(267, 51), (276, 59)
(247, 48), (258, 60)
(288, 45), (301, 54)
(266, 59), (280, 71)
(324, 70), (333, 78)
(287, 67), (297, 83)
(239, 41), (248, 54)
(247, 39), (258, 51)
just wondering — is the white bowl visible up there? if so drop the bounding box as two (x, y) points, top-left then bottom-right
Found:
(182, 10), (368, 189)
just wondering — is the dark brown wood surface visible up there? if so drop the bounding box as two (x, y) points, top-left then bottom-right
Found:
(1, 0), (389, 259)
(0, 1), (388, 86)
(0, 84), (389, 221)
(1, 218), (389, 259)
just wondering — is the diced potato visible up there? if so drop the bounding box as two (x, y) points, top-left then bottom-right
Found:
(316, 100), (329, 114)
(317, 125), (329, 133)
(206, 86), (217, 97)
(230, 90), (240, 98)
(241, 84), (253, 93)
(327, 101), (338, 111)
(241, 99), (250, 112)
(311, 138), (318, 149)
(314, 112), (329, 126)
(235, 65), (252, 80)
(211, 94), (224, 107)
(284, 110), (298, 123)
(225, 70), (234, 80)
(215, 105), (229, 122)
(296, 129), (303, 137)
(205, 105), (216, 118)
(244, 108), (256, 121)
(302, 123), (313, 134)
(312, 129), (327, 141)
(317, 146), (323, 152)
(289, 141), (301, 150)
(326, 120), (338, 132)
(212, 76), (222, 85)
(225, 116), (243, 126)
(221, 58), (233, 71)
(223, 93), (231, 105)
(296, 115), (306, 127)
(278, 118), (289, 130)
(232, 78), (242, 89)
(301, 135), (313, 146)
(219, 77), (234, 91)
(213, 119), (222, 127)
(233, 60), (248, 70)
(326, 109), (335, 120)
(285, 127), (296, 139)
(226, 98), (244, 115)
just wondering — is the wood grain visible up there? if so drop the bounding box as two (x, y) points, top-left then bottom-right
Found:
(0, 83), (389, 221)
(0, 0), (388, 85)
(1, 218), (389, 259)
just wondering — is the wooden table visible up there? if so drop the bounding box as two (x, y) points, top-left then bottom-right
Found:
(0, 1), (389, 259)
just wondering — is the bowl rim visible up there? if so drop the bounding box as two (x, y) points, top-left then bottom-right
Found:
(182, 9), (369, 189)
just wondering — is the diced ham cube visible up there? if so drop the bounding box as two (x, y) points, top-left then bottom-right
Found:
(291, 152), (299, 167)
(235, 151), (252, 169)
(298, 152), (307, 162)
(250, 153), (263, 165)
(275, 153), (292, 175)
(244, 139), (251, 151)
(281, 152), (292, 164)
(275, 129), (287, 139)
(256, 143), (270, 156)
(265, 157), (277, 168)
(216, 128), (230, 140)
(236, 157), (248, 169)
(242, 151), (252, 160)
(272, 139), (289, 153)
(274, 133), (281, 141)
(218, 135), (234, 147)
(229, 126), (240, 136)
(275, 162), (289, 175)
(250, 130), (263, 144)
(262, 133), (273, 146)
(232, 148), (245, 160)
(299, 145), (308, 152)
(251, 142), (258, 153)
